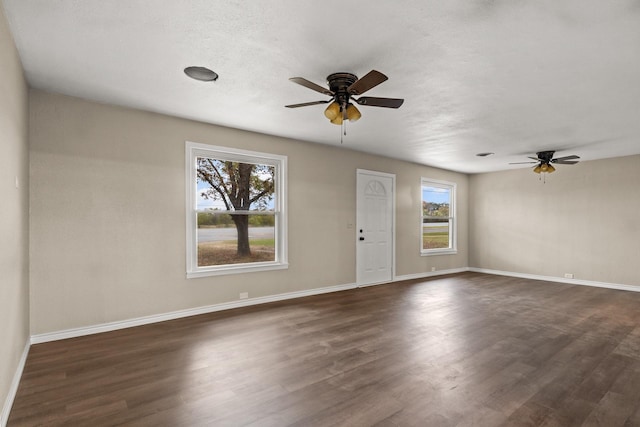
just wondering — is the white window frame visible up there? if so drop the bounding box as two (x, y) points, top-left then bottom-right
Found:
(420, 178), (457, 256)
(186, 141), (288, 278)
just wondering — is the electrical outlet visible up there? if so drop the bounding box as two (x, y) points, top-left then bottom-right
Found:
(564, 273), (574, 279)
(431, 267), (436, 272)
(239, 292), (249, 299)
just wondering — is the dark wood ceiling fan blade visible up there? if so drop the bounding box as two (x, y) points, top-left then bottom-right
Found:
(528, 157), (540, 161)
(347, 70), (388, 95)
(285, 100), (330, 108)
(289, 77), (334, 96)
(553, 160), (579, 165)
(552, 155), (580, 162)
(354, 96), (404, 108)
(509, 161), (538, 164)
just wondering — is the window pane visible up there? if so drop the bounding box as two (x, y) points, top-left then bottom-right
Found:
(422, 187), (450, 217)
(198, 214), (276, 266)
(422, 218), (450, 249)
(196, 157), (275, 212)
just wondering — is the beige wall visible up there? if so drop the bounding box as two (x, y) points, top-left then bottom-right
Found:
(29, 90), (468, 335)
(0, 3), (29, 420)
(469, 155), (640, 286)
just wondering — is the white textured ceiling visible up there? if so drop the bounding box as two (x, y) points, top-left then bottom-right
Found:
(3, 0), (640, 173)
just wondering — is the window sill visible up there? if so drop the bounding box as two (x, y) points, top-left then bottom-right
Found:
(421, 249), (458, 257)
(187, 262), (289, 279)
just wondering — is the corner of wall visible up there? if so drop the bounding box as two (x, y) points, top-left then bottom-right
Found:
(0, 3), (31, 425)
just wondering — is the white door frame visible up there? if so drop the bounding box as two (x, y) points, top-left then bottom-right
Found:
(356, 169), (396, 286)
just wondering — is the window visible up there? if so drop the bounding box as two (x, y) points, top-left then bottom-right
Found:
(186, 142), (287, 278)
(421, 178), (456, 255)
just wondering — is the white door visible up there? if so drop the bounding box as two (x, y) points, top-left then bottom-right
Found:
(356, 169), (395, 286)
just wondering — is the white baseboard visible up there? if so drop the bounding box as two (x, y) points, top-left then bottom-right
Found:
(30, 281), (358, 344)
(1, 340), (30, 427)
(468, 267), (640, 293)
(394, 267), (470, 282)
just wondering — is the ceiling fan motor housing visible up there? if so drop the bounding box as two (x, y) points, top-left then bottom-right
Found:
(327, 73), (357, 106)
(536, 151), (555, 163)
(326, 73), (357, 92)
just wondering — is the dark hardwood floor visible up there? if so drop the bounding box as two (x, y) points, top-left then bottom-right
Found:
(8, 272), (640, 426)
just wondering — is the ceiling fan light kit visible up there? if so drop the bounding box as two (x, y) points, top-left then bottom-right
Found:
(324, 102), (361, 125)
(535, 164), (555, 174)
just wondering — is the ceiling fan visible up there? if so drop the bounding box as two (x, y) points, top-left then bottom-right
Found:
(510, 150), (580, 174)
(285, 70), (404, 125)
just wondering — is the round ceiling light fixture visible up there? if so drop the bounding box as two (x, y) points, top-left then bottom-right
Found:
(184, 66), (218, 82)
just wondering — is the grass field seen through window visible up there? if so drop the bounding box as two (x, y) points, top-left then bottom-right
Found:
(423, 231), (450, 249)
(198, 239), (275, 266)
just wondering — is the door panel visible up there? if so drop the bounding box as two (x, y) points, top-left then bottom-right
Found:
(357, 170), (394, 285)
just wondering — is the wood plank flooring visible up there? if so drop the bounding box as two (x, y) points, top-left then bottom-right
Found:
(8, 272), (640, 426)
